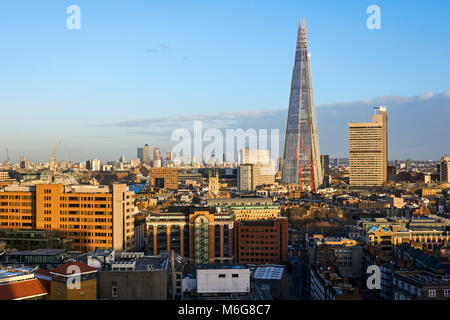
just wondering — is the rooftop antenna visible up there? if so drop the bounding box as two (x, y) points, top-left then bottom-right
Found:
(6, 148), (9, 162)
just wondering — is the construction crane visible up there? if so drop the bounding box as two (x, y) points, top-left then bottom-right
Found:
(51, 140), (62, 183)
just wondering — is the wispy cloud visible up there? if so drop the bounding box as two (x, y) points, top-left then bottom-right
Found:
(87, 90), (450, 159)
(87, 136), (120, 140)
(91, 109), (281, 130)
(419, 91), (435, 100)
(145, 43), (172, 54)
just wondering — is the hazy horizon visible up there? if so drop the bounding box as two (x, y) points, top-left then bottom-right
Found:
(1, 1), (449, 163)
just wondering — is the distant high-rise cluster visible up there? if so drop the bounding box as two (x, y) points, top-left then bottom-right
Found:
(137, 145), (166, 168)
(137, 144), (151, 165)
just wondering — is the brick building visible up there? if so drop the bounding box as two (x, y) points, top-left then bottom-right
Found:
(149, 168), (178, 190)
(49, 261), (98, 300)
(234, 218), (288, 264)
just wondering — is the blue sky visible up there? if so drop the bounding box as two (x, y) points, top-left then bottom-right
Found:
(0, 0), (449, 162)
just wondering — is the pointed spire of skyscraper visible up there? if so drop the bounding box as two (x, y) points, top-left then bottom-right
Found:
(282, 18), (323, 191)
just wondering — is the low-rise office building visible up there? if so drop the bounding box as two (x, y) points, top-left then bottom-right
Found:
(147, 207), (234, 264)
(310, 265), (362, 300)
(149, 168), (179, 190)
(0, 183), (135, 252)
(49, 261), (98, 300)
(2, 249), (69, 270)
(227, 205), (280, 221)
(393, 270), (450, 300)
(182, 264), (257, 299)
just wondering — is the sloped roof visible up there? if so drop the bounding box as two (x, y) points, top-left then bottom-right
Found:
(368, 225), (391, 234)
(0, 279), (47, 300)
(50, 261), (97, 276)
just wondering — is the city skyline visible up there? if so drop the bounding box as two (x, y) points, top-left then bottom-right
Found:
(1, 1), (449, 162)
(4, 88), (450, 164)
(1, 2), (450, 305)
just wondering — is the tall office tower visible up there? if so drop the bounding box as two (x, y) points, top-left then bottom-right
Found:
(119, 155), (125, 163)
(163, 153), (172, 167)
(440, 156), (450, 183)
(238, 149), (275, 192)
(238, 164), (254, 192)
(320, 155), (330, 187)
(137, 147), (143, 162)
(86, 159), (101, 171)
(143, 144), (151, 165)
(281, 19), (323, 191)
(153, 147), (162, 168)
(349, 107), (388, 187)
(239, 149), (271, 165)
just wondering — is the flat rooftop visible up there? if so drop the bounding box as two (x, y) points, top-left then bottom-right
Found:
(196, 264), (248, 270)
(7, 249), (66, 256)
(0, 270), (24, 279)
(253, 265), (285, 280)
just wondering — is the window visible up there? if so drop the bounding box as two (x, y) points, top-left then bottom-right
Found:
(428, 289), (436, 298)
(218, 274), (226, 278)
(444, 289), (450, 297)
(232, 274), (239, 278)
(112, 287), (118, 297)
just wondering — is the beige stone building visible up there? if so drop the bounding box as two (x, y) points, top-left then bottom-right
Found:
(440, 156), (450, 183)
(238, 149), (275, 192)
(349, 107), (387, 187)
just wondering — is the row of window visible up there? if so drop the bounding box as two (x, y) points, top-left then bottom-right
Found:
(218, 274), (239, 278)
(0, 195), (34, 200)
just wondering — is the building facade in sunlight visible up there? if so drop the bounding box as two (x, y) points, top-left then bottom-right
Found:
(282, 19), (323, 191)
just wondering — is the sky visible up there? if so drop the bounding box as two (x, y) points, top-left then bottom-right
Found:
(0, 0), (449, 162)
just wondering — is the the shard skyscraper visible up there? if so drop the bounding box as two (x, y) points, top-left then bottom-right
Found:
(281, 19), (323, 191)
